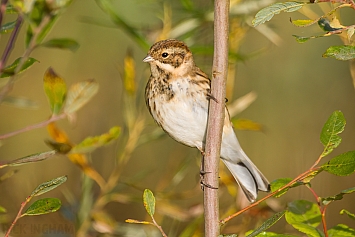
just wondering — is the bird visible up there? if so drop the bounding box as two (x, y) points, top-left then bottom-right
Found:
(143, 39), (270, 202)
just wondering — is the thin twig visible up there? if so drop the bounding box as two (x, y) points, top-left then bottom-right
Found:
(0, 0), (9, 41)
(322, 205), (329, 237)
(152, 216), (168, 237)
(4, 196), (31, 237)
(220, 165), (321, 224)
(0, 14), (51, 103)
(0, 15), (23, 74)
(306, 185), (329, 237)
(0, 113), (66, 140)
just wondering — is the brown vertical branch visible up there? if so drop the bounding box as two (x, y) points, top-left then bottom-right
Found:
(204, 0), (229, 236)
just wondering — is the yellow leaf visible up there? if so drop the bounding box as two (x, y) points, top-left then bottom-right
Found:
(291, 19), (314, 27)
(123, 49), (136, 95)
(125, 219), (152, 225)
(232, 118), (263, 131)
(71, 126), (120, 154)
(47, 122), (105, 189)
(43, 67), (67, 115)
(68, 153), (106, 189)
(330, 16), (345, 29)
(47, 122), (71, 144)
(64, 79), (99, 114)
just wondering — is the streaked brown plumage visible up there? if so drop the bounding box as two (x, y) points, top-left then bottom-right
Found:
(143, 39), (270, 202)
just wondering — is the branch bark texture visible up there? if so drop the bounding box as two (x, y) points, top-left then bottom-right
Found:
(204, 0), (230, 236)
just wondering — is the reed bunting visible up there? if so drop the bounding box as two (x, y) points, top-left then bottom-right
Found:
(143, 39), (269, 202)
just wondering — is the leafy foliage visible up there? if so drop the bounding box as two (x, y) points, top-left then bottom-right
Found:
(270, 178), (303, 198)
(23, 198), (61, 216)
(320, 187), (355, 205)
(64, 79), (99, 114)
(321, 151), (355, 176)
(41, 38), (80, 52)
(143, 189), (156, 216)
(0, 57), (39, 78)
(323, 46), (355, 61)
(340, 209), (355, 220)
(253, 0), (355, 61)
(30, 175), (67, 197)
(70, 126), (121, 154)
(252, 2), (306, 27)
(320, 110), (345, 158)
(43, 67), (67, 115)
(246, 211), (286, 237)
(0, 150), (57, 168)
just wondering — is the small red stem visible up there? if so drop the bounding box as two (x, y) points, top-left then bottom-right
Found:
(4, 196), (31, 237)
(322, 205), (329, 237)
(0, 113), (67, 140)
(306, 185), (329, 237)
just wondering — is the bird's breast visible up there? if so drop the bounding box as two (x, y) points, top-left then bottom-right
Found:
(146, 77), (209, 149)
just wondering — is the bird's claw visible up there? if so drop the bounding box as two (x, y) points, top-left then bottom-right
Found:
(200, 171), (218, 190)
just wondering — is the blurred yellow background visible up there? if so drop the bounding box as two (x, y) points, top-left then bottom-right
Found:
(0, 0), (354, 236)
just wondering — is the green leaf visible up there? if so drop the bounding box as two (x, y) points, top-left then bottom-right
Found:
(287, 223), (324, 237)
(0, 20), (17, 34)
(25, 1), (58, 47)
(301, 170), (322, 184)
(43, 67), (67, 115)
(2, 150), (56, 167)
(71, 126), (120, 154)
(322, 151), (355, 176)
(218, 235), (237, 237)
(0, 206), (6, 213)
(31, 175), (67, 197)
(143, 189), (155, 216)
(320, 111), (345, 157)
(0, 57), (39, 78)
(23, 198), (61, 216)
(41, 38), (80, 52)
(245, 232), (297, 237)
(291, 19), (314, 27)
(95, 0), (149, 50)
(247, 211), (286, 237)
(286, 200), (323, 237)
(323, 45), (355, 61)
(11, 0), (36, 13)
(6, 5), (18, 14)
(328, 224), (355, 237)
(270, 178), (303, 198)
(320, 187), (355, 205)
(292, 35), (311, 43)
(286, 200), (321, 227)
(340, 209), (355, 220)
(252, 2), (306, 27)
(271, 178), (292, 197)
(63, 79), (99, 114)
(3, 96), (39, 109)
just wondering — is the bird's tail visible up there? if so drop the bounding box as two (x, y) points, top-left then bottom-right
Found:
(221, 154), (270, 202)
(221, 127), (270, 202)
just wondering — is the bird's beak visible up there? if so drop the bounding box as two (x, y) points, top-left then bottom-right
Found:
(143, 55), (154, 63)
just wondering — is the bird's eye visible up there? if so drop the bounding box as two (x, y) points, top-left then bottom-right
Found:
(162, 52), (169, 58)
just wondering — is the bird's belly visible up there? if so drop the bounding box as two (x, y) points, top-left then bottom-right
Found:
(152, 92), (208, 149)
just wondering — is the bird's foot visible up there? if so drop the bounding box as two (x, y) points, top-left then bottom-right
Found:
(200, 170), (218, 190)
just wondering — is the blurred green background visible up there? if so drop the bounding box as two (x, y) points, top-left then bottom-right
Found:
(0, 0), (354, 236)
